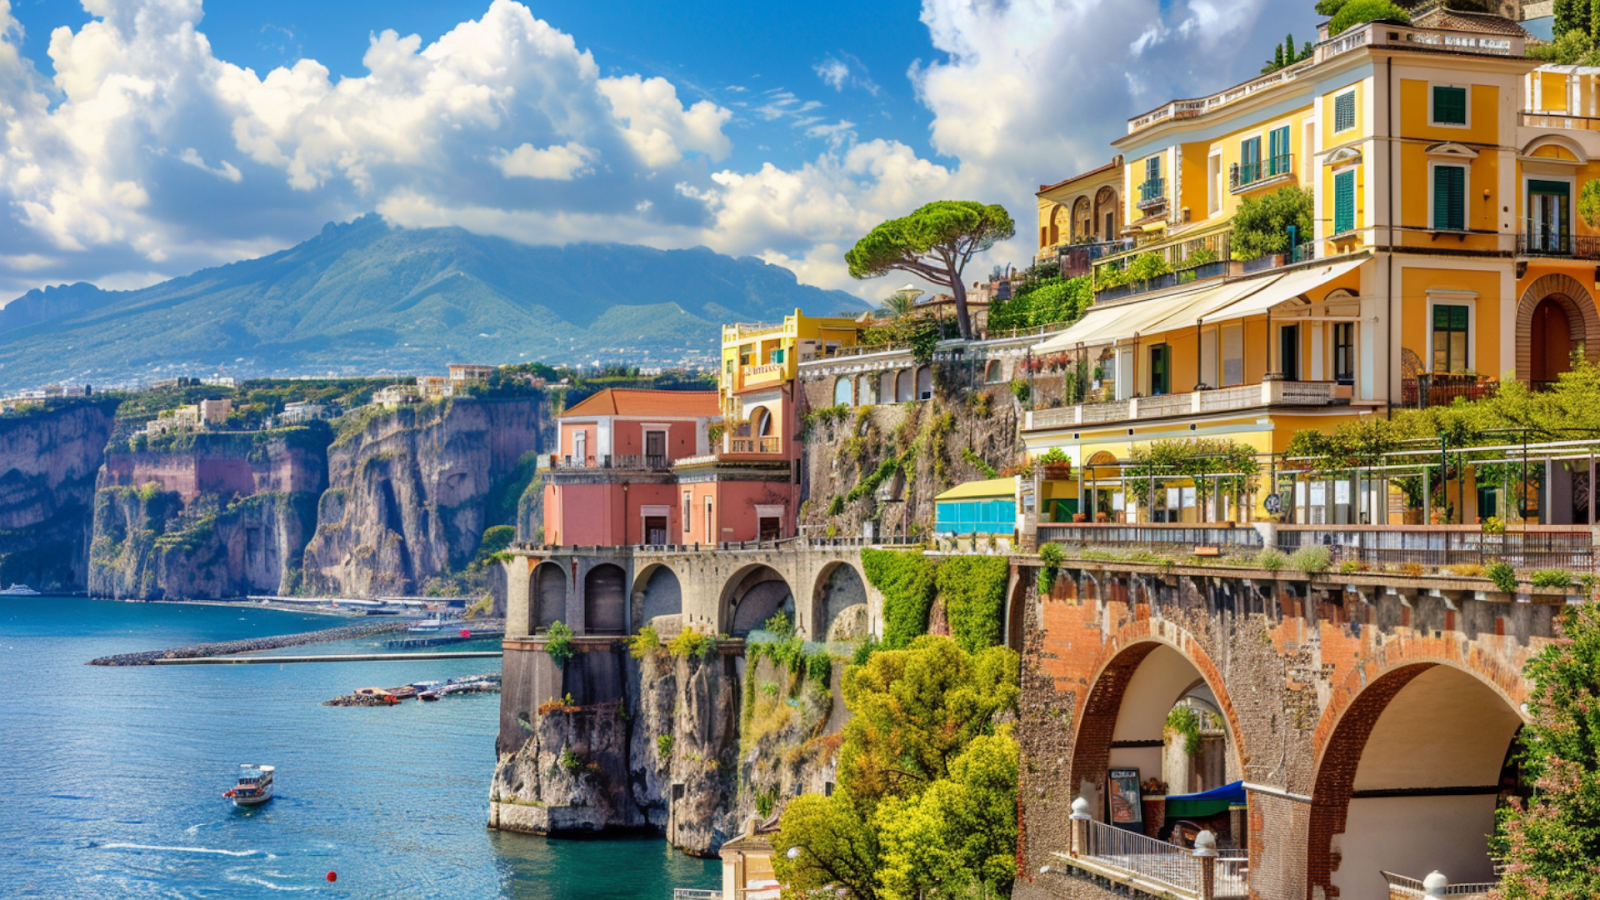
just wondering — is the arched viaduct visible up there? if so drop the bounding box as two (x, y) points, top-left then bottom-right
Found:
(1014, 562), (1562, 900)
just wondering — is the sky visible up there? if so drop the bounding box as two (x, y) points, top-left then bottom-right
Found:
(0, 0), (1318, 301)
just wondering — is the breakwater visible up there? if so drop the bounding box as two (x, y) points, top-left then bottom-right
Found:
(87, 619), (413, 666)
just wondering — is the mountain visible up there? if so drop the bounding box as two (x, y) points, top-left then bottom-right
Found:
(0, 215), (869, 391)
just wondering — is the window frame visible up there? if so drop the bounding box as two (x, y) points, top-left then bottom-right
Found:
(1428, 161), (1469, 232)
(1333, 89), (1357, 134)
(1331, 321), (1356, 385)
(1332, 165), (1358, 237)
(1426, 292), (1477, 374)
(1429, 83), (1470, 129)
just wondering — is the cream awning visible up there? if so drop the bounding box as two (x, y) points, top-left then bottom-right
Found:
(1198, 257), (1367, 325)
(1034, 278), (1252, 353)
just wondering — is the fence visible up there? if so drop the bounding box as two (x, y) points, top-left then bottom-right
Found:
(1382, 871), (1496, 899)
(1275, 526), (1595, 574)
(1037, 524), (1265, 556)
(672, 890), (721, 900)
(1078, 820), (1250, 899)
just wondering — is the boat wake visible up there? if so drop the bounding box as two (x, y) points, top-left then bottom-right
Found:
(100, 842), (258, 857)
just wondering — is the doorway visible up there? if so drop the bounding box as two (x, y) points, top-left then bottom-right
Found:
(1279, 324), (1300, 380)
(1530, 296), (1574, 388)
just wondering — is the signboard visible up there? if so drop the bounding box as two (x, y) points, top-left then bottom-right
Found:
(1107, 767), (1144, 829)
(1264, 492), (1284, 515)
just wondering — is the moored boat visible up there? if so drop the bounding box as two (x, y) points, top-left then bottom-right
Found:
(223, 764), (274, 806)
(0, 583), (41, 596)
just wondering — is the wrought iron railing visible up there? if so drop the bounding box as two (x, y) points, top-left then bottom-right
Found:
(1038, 524), (1265, 554)
(1517, 232), (1600, 259)
(552, 454), (671, 471)
(1275, 526), (1595, 574)
(1139, 177), (1167, 206)
(1073, 820), (1250, 898)
(1398, 373), (1496, 410)
(1230, 154), (1293, 190)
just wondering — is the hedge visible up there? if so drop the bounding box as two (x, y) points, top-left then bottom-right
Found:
(936, 556), (1011, 653)
(861, 548), (938, 649)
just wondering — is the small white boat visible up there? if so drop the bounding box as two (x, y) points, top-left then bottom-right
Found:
(223, 764), (274, 807)
(0, 584), (40, 596)
(407, 617), (446, 633)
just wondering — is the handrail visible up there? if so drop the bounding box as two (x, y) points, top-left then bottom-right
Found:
(1382, 871), (1497, 898)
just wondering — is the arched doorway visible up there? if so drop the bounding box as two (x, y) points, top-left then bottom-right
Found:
(532, 561), (567, 632)
(752, 406), (773, 437)
(1095, 187), (1119, 240)
(584, 563), (627, 634)
(1308, 663), (1525, 900)
(1517, 274), (1599, 385)
(811, 562), (868, 642)
(723, 564), (794, 636)
(856, 373), (875, 405)
(1004, 576), (1028, 651)
(915, 366), (933, 401)
(895, 370), (913, 402)
(1069, 641), (1244, 845)
(632, 563), (683, 635)
(834, 377), (853, 406)
(1531, 295), (1574, 386)
(1072, 196), (1092, 242)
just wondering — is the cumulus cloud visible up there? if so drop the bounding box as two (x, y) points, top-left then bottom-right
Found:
(0, 0), (1310, 302)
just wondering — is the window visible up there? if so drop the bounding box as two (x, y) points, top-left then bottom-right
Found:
(1432, 86), (1467, 126)
(1529, 179), (1572, 252)
(1279, 324), (1300, 380)
(833, 377), (852, 406)
(1148, 344), (1171, 396)
(1332, 322), (1355, 385)
(645, 429), (666, 463)
(1200, 328), (1219, 388)
(1333, 168), (1356, 235)
(770, 347), (785, 364)
(1334, 90), (1356, 132)
(682, 491), (692, 532)
(1146, 156), (1160, 181)
(1221, 324), (1244, 385)
(704, 497), (714, 544)
(1432, 304), (1470, 373)
(1240, 136), (1262, 185)
(573, 430), (587, 463)
(1208, 153), (1222, 215)
(1269, 126), (1291, 177)
(1432, 164), (1466, 231)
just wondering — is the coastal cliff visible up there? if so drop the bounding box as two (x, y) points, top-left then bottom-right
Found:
(0, 399), (119, 590)
(88, 427), (329, 600)
(491, 639), (841, 857)
(301, 396), (546, 597)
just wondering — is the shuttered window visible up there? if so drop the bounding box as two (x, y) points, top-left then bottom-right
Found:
(1432, 86), (1467, 125)
(1334, 90), (1356, 132)
(1334, 169), (1356, 235)
(1433, 305), (1469, 373)
(1268, 126), (1290, 176)
(1433, 165), (1466, 231)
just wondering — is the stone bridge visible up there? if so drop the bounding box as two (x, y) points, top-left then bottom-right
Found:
(503, 539), (891, 643)
(1015, 559), (1562, 900)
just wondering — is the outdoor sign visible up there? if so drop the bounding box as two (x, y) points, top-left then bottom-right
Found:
(1107, 767), (1143, 830)
(1263, 492), (1284, 515)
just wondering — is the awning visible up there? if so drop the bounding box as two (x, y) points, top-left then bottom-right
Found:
(1034, 281), (1222, 353)
(1139, 274), (1289, 334)
(1199, 257), (1367, 325)
(935, 477), (1016, 502)
(1164, 780), (1247, 819)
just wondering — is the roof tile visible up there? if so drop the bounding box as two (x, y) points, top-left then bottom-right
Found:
(559, 388), (720, 419)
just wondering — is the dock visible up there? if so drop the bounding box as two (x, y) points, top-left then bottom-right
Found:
(384, 632), (503, 649)
(149, 651), (503, 665)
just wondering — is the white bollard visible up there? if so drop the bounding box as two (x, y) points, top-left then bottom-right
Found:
(1423, 871), (1448, 898)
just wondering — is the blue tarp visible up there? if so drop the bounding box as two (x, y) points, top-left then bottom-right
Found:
(1165, 780), (1247, 804)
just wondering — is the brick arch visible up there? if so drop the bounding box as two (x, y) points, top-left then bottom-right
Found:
(1306, 655), (1530, 899)
(1517, 273), (1600, 382)
(1066, 626), (1249, 814)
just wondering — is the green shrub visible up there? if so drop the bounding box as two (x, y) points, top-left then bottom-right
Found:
(1481, 516), (1507, 535)
(656, 734), (674, 758)
(1254, 548), (1287, 572)
(1166, 706), (1203, 757)
(546, 621), (576, 666)
(669, 628), (715, 659)
(1486, 561), (1518, 594)
(1038, 542), (1064, 567)
(861, 548), (938, 649)
(755, 789), (778, 819)
(1339, 560), (1364, 575)
(764, 611), (795, 638)
(1231, 186), (1314, 260)
(1036, 542), (1064, 595)
(807, 653), (833, 692)
(629, 625), (661, 660)
(1289, 545), (1331, 576)
(937, 556), (1010, 653)
(560, 749), (583, 773)
(851, 636), (882, 666)
(1531, 569), (1574, 589)
(1328, 0), (1410, 35)
(1009, 381), (1030, 404)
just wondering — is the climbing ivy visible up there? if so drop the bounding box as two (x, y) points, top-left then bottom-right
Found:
(861, 548), (939, 649)
(545, 621), (576, 666)
(936, 556), (1011, 653)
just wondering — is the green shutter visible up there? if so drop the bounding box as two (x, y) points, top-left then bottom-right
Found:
(1529, 179), (1571, 196)
(1432, 86), (1467, 125)
(1335, 91), (1355, 132)
(1269, 126), (1290, 175)
(1433, 165), (1465, 231)
(1334, 169), (1356, 235)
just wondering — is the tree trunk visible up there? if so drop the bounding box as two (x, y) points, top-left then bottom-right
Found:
(951, 277), (974, 341)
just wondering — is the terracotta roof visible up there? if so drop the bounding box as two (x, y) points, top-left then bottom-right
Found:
(1410, 7), (1528, 36)
(1038, 156), (1124, 195)
(559, 388), (719, 419)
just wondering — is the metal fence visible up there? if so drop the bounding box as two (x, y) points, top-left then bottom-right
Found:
(672, 889), (721, 900)
(1037, 524), (1265, 556)
(1079, 820), (1250, 899)
(1382, 871), (1496, 899)
(1276, 526), (1594, 574)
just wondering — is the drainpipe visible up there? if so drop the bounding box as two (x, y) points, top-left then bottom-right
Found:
(1386, 55), (1396, 419)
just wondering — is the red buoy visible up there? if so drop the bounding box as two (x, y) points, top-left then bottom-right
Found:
(327, 871), (337, 882)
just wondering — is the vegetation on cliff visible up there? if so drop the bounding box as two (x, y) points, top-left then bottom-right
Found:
(772, 636), (1020, 900)
(862, 549), (1010, 654)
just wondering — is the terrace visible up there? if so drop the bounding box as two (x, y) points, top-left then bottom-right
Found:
(1027, 380), (1347, 432)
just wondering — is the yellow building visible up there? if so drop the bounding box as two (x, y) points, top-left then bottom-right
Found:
(1022, 11), (1559, 525)
(1035, 156), (1125, 264)
(720, 309), (863, 417)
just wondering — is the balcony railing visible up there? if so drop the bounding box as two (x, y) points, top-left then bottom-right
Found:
(1277, 526), (1594, 574)
(1094, 260), (1230, 303)
(552, 453), (671, 471)
(1382, 872), (1496, 899)
(1028, 381), (1345, 431)
(1517, 232), (1600, 259)
(1072, 820), (1249, 899)
(1230, 154), (1293, 190)
(1138, 177), (1167, 208)
(1060, 238), (1137, 278)
(1037, 523), (1265, 554)
(728, 437), (782, 454)
(1399, 373), (1496, 410)
(1523, 111), (1600, 131)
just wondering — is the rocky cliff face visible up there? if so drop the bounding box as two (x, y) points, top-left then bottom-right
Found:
(0, 399), (118, 590)
(88, 429), (329, 600)
(491, 641), (840, 857)
(301, 396), (545, 597)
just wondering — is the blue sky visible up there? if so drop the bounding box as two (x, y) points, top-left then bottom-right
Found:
(0, 0), (1314, 298)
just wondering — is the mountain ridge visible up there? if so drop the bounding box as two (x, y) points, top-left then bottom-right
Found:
(0, 215), (868, 391)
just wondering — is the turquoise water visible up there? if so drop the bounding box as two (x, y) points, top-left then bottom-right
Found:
(0, 597), (718, 898)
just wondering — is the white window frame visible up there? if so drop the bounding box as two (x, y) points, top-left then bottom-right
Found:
(1427, 160), (1470, 233)
(1427, 82), (1471, 129)
(1523, 172), (1577, 243)
(1425, 289), (1479, 374)
(1333, 89), (1357, 134)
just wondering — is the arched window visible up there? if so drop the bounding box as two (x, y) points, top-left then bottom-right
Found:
(984, 360), (1003, 383)
(916, 366), (934, 401)
(754, 407), (773, 436)
(833, 377), (853, 406)
(856, 373), (875, 405)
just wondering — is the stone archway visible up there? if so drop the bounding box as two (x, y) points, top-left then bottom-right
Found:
(1307, 660), (1527, 900)
(722, 564), (795, 636)
(1517, 273), (1600, 384)
(631, 563), (683, 635)
(810, 561), (869, 642)
(532, 561), (567, 632)
(584, 563), (627, 634)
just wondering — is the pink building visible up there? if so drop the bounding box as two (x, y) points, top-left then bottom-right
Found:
(543, 389), (718, 547)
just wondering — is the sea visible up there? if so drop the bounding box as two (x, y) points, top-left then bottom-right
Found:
(0, 596), (719, 899)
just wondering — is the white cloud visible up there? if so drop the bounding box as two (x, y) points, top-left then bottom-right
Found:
(496, 141), (595, 180)
(815, 58), (850, 91)
(813, 53), (881, 96)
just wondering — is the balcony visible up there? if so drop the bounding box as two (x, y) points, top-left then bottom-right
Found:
(1517, 232), (1600, 260)
(551, 454), (671, 472)
(1398, 372), (1496, 410)
(1137, 177), (1167, 209)
(728, 436), (782, 454)
(1049, 820), (1248, 900)
(1229, 154), (1293, 192)
(740, 362), (788, 389)
(1027, 381), (1348, 432)
(1522, 111), (1600, 132)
